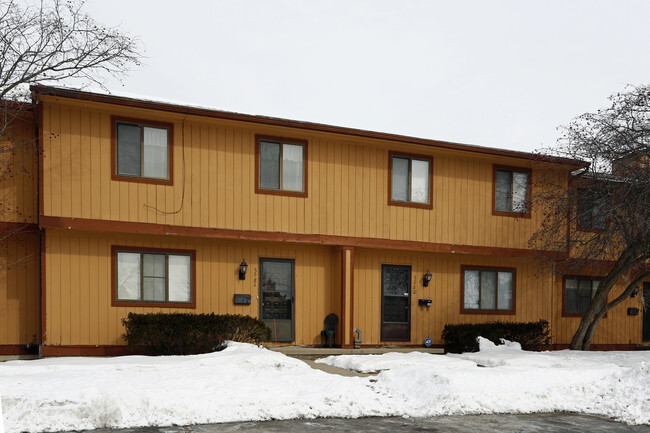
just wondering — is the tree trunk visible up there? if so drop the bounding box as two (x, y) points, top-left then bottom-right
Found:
(570, 268), (648, 350)
(568, 246), (638, 350)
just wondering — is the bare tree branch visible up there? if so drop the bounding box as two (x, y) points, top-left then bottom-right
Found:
(532, 84), (650, 350)
(0, 0), (142, 101)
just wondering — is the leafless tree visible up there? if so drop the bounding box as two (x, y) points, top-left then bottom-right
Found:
(530, 84), (650, 350)
(0, 0), (141, 269)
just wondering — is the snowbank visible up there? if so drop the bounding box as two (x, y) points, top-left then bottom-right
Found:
(1, 341), (649, 432)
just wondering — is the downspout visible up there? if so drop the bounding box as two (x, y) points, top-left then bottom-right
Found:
(31, 91), (43, 357)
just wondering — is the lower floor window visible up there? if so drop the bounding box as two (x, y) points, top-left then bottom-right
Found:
(564, 277), (602, 315)
(463, 267), (514, 312)
(115, 247), (194, 305)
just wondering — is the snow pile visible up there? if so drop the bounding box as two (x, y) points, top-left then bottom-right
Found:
(320, 340), (650, 425)
(315, 351), (475, 373)
(0, 343), (383, 433)
(1, 341), (649, 432)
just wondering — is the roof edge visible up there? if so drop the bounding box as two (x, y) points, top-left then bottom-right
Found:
(30, 85), (587, 168)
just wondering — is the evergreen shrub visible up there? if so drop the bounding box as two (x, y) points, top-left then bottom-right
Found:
(441, 319), (551, 353)
(122, 312), (271, 355)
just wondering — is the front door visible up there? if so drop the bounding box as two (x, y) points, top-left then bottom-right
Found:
(260, 258), (295, 342)
(643, 283), (650, 341)
(381, 264), (411, 342)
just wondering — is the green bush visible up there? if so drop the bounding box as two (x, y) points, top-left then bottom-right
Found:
(441, 320), (551, 353)
(121, 312), (272, 356)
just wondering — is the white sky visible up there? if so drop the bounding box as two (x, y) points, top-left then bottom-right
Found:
(83, 0), (650, 153)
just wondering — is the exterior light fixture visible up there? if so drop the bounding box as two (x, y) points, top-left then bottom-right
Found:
(423, 269), (432, 287)
(239, 259), (248, 280)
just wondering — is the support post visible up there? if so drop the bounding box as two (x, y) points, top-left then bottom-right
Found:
(340, 246), (354, 348)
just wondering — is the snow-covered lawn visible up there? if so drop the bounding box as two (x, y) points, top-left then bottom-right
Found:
(1, 339), (648, 432)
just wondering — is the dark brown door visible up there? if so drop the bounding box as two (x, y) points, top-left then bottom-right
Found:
(260, 258), (295, 342)
(643, 283), (650, 341)
(381, 264), (411, 342)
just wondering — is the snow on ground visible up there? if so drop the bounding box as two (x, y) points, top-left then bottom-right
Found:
(1, 341), (649, 432)
(318, 338), (650, 425)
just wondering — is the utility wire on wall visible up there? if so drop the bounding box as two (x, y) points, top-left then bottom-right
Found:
(143, 113), (187, 215)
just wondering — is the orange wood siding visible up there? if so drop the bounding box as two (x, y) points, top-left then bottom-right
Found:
(0, 109), (37, 224)
(39, 96), (562, 252)
(0, 232), (39, 345)
(551, 274), (644, 345)
(352, 248), (642, 346)
(44, 229), (337, 346)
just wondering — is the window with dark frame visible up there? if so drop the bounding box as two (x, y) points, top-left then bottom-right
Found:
(390, 153), (431, 206)
(564, 276), (603, 315)
(577, 187), (608, 230)
(495, 168), (530, 214)
(258, 138), (305, 193)
(115, 249), (192, 305)
(115, 120), (170, 180)
(463, 267), (514, 312)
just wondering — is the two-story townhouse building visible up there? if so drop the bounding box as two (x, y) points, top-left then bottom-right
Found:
(0, 85), (646, 356)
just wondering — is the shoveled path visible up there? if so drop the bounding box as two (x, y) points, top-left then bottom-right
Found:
(302, 359), (375, 377)
(80, 413), (650, 433)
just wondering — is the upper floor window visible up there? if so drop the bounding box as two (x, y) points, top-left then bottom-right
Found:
(389, 152), (432, 208)
(577, 187), (608, 231)
(462, 266), (515, 313)
(564, 276), (603, 316)
(494, 166), (531, 216)
(256, 135), (307, 197)
(112, 116), (173, 184)
(113, 246), (195, 308)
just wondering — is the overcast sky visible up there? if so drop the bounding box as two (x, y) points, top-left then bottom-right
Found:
(83, 1), (650, 153)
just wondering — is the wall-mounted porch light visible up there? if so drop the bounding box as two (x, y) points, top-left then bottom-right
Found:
(423, 269), (432, 287)
(239, 259), (248, 280)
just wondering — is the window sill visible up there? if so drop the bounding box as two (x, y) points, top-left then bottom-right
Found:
(388, 200), (433, 210)
(112, 174), (173, 186)
(492, 209), (531, 219)
(461, 309), (516, 315)
(255, 187), (307, 198)
(112, 300), (196, 308)
(562, 312), (608, 318)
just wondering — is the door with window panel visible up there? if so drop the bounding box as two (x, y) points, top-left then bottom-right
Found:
(259, 258), (295, 342)
(381, 265), (411, 342)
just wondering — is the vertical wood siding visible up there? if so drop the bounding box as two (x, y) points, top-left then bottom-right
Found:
(352, 249), (640, 346)
(0, 110), (39, 347)
(550, 275), (643, 345)
(44, 228), (642, 347)
(40, 98), (557, 251)
(44, 230), (336, 346)
(0, 110), (37, 224)
(0, 233), (39, 344)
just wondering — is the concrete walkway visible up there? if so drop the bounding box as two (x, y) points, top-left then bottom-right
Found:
(81, 413), (650, 432)
(269, 346), (444, 358)
(302, 359), (375, 377)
